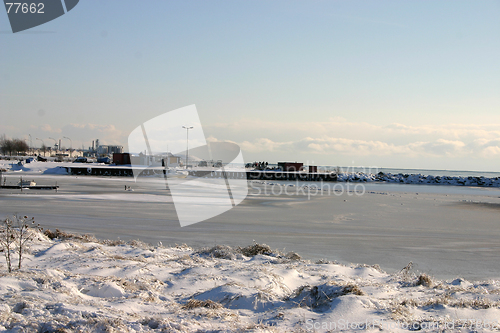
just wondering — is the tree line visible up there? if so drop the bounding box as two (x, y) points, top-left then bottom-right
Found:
(0, 136), (29, 156)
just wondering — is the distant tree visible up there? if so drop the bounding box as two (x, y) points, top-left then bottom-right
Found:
(12, 139), (29, 155)
(40, 144), (47, 157)
(0, 138), (14, 156)
(0, 137), (5, 155)
(0, 138), (29, 156)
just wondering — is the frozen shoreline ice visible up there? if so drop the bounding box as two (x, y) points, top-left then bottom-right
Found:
(1, 160), (500, 281)
(4, 161), (500, 188)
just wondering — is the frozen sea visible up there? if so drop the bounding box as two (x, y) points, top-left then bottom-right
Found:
(1, 172), (500, 281)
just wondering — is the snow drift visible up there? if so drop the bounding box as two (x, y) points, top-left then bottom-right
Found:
(0, 230), (499, 332)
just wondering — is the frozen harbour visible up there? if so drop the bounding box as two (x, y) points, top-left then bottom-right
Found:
(0, 162), (499, 280)
(1, 162), (500, 331)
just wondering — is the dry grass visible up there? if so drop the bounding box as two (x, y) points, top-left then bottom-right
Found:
(240, 243), (273, 257)
(397, 293), (500, 310)
(182, 299), (223, 310)
(44, 229), (157, 249)
(198, 245), (239, 260)
(196, 242), (302, 262)
(284, 251), (301, 260)
(291, 282), (365, 309)
(355, 263), (384, 273)
(44, 229), (97, 243)
(341, 284), (365, 296)
(314, 259), (331, 264)
(416, 273), (433, 287)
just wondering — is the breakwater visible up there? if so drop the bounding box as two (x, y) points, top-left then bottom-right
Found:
(64, 166), (338, 181)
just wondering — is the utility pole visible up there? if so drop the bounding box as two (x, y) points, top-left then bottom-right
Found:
(182, 126), (193, 169)
(63, 136), (73, 158)
(36, 138), (45, 156)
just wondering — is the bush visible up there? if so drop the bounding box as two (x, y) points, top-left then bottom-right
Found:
(416, 273), (433, 287)
(0, 215), (41, 272)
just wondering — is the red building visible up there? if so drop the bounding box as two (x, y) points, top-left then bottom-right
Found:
(113, 153), (131, 165)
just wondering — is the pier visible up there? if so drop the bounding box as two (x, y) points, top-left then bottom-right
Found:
(0, 172), (59, 190)
(0, 185), (59, 190)
(190, 170), (337, 181)
(64, 166), (338, 181)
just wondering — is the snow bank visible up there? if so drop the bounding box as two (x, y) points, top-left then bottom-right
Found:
(1, 161), (68, 175)
(336, 172), (500, 187)
(42, 166), (68, 175)
(0, 230), (498, 332)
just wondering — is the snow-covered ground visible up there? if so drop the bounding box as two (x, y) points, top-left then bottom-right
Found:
(1, 230), (499, 332)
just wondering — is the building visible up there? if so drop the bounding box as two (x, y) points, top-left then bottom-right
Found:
(97, 144), (123, 156)
(113, 153), (131, 165)
(108, 145), (123, 154)
(97, 145), (109, 156)
(114, 152), (181, 167)
(163, 152), (181, 166)
(277, 162), (304, 172)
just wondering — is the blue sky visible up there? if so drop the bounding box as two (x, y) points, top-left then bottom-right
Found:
(1, 1), (499, 170)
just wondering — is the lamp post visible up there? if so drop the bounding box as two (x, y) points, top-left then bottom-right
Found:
(182, 126), (193, 169)
(48, 137), (58, 153)
(28, 134), (32, 155)
(63, 136), (72, 158)
(36, 138), (45, 156)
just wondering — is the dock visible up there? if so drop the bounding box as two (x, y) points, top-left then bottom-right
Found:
(0, 171), (59, 190)
(0, 185), (59, 190)
(65, 166), (338, 181)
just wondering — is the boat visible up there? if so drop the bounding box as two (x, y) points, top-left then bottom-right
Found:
(18, 180), (36, 187)
(165, 168), (189, 178)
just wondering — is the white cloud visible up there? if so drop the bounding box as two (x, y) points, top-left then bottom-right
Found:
(60, 124), (125, 146)
(219, 135), (500, 160)
(17, 123), (127, 148)
(33, 124), (62, 134)
(206, 119), (500, 145)
(204, 119), (500, 162)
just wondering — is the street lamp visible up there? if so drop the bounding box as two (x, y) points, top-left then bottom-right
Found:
(63, 136), (72, 158)
(48, 137), (58, 153)
(36, 138), (45, 156)
(182, 126), (193, 169)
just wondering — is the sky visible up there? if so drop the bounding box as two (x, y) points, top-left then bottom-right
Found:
(1, 0), (499, 171)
